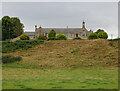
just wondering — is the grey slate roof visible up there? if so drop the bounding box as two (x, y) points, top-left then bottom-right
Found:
(38, 28), (84, 33)
(24, 32), (35, 35)
(24, 27), (92, 36)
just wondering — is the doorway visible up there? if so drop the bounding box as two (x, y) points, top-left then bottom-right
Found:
(76, 33), (78, 37)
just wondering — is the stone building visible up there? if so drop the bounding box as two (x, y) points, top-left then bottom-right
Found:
(25, 21), (93, 39)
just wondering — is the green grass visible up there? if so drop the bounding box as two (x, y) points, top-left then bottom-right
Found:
(2, 39), (118, 89)
(108, 38), (120, 41)
(2, 64), (118, 89)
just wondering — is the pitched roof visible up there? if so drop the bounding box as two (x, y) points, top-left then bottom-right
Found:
(39, 28), (83, 33)
(24, 32), (35, 35)
(24, 27), (92, 36)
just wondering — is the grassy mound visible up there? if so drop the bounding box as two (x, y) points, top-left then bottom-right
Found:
(7, 39), (118, 68)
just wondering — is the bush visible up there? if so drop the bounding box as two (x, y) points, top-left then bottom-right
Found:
(2, 55), (22, 63)
(88, 33), (98, 40)
(56, 33), (67, 40)
(2, 40), (44, 53)
(38, 34), (47, 40)
(95, 29), (104, 34)
(48, 29), (56, 37)
(98, 32), (108, 39)
(73, 37), (82, 40)
(47, 37), (57, 41)
(20, 34), (30, 40)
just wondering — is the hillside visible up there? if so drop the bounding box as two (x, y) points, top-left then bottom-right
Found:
(8, 39), (118, 68)
(2, 39), (118, 89)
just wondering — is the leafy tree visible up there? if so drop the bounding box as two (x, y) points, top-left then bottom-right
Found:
(0, 20), (2, 41)
(48, 29), (56, 37)
(88, 33), (98, 39)
(95, 29), (104, 34)
(2, 16), (14, 40)
(98, 32), (108, 39)
(11, 17), (24, 38)
(1, 16), (24, 40)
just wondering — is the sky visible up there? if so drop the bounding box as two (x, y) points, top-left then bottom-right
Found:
(1, 2), (118, 39)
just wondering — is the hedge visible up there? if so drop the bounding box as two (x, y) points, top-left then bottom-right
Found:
(2, 40), (44, 53)
(2, 55), (22, 63)
(73, 37), (82, 40)
(47, 37), (57, 41)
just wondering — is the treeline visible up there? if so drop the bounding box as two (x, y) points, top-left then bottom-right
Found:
(1, 16), (24, 40)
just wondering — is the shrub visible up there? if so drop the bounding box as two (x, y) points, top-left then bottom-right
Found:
(98, 32), (108, 39)
(95, 29), (104, 34)
(88, 33), (98, 40)
(48, 29), (56, 38)
(73, 37), (82, 40)
(36, 36), (38, 40)
(38, 34), (47, 40)
(2, 55), (22, 63)
(47, 37), (57, 41)
(20, 34), (30, 40)
(2, 40), (44, 53)
(56, 33), (67, 40)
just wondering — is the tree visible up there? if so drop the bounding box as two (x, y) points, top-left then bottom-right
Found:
(0, 20), (2, 41)
(95, 29), (104, 34)
(2, 16), (14, 40)
(48, 29), (56, 37)
(1, 16), (24, 40)
(88, 33), (98, 39)
(98, 32), (108, 39)
(11, 17), (24, 38)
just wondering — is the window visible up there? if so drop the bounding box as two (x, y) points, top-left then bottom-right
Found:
(30, 36), (33, 39)
(65, 34), (68, 37)
(45, 33), (48, 37)
(71, 34), (74, 37)
(82, 33), (85, 36)
(86, 34), (88, 36)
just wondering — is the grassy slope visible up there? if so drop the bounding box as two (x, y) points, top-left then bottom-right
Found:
(2, 39), (118, 89)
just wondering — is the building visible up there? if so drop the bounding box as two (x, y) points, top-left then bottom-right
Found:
(25, 21), (93, 39)
(24, 32), (35, 39)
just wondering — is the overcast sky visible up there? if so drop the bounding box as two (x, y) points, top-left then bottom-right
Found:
(2, 2), (118, 38)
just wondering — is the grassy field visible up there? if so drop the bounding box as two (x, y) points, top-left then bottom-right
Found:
(2, 39), (118, 89)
